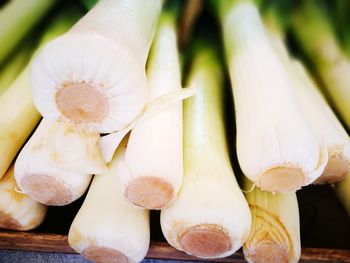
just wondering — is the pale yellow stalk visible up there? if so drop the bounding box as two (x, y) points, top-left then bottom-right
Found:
(266, 24), (350, 185)
(0, 44), (32, 95)
(0, 164), (47, 231)
(161, 45), (251, 259)
(122, 7), (183, 209)
(69, 138), (150, 263)
(14, 119), (103, 206)
(215, 0), (327, 192)
(243, 179), (301, 263)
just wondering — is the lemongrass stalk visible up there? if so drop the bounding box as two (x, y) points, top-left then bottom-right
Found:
(122, 5), (183, 209)
(161, 45), (251, 259)
(14, 119), (104, 206)
(264, 14), (350, 185)
(0, 66), (40, 180)
(243, 178), (301, 263)
(0, 44), (33, 95)
(291, 0), (350, 129)
(0, 9), (82, 179)
(290, 61), (350, 184)
(0, 0), (55, 64)
(31, 0), (162, 133)
(335, 174), (350, 215)
(69, 138), (150, 263)
(213, 0), (327, 192)
(0, 164), (47, 231)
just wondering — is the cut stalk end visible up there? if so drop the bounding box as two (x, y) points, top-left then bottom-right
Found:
(125, 176), (174, 209)
(258, 166), (305, 192)
(243, 202), (299, 263)
(0, 211), (22, 230)
(21, 174), (72, 206)
(315, 153), (349, 184)
(82, 246), (128, 263)
(245, 242), (289, 263)
(56, 82), (109, 124)
(178, 224), (231, 258)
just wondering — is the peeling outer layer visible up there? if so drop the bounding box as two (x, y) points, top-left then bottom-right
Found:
(125, 176), (174, 210)
(99, 86), (197, 163)
(243, 206), (297, 263)
(178, 224), (231, 258)
(82, 246), (128, 263)
(14, 119), (107, 176)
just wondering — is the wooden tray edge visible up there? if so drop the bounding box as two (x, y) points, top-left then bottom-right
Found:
(0, 231), (349, 262)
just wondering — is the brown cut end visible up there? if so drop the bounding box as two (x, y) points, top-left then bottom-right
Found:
(0, 211), (22, 230)
(179, 224), (231, 258)
(125, 176), (174, 210)
(258, 166), (305, 192)
(314, 155), (349, 184)
(56, 82), (109, 123)
(21, 174), (73, 206)
(83, 246), (128, 263)
(245, 242), (289, 263)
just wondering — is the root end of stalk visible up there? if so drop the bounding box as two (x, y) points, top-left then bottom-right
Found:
(83, 246), (128, 263)
(258, 166), (305, 192)
(179, 224), (231, 258)
(125, 176), (174, 210)
(56, 82), (109, 124)
(246, 242), (289, 263)
(21, 174), (73, 206)
(0, 211), (22, 230)
(314, 155), (349, 184)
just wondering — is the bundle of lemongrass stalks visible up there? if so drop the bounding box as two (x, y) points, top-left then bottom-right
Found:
(0, 0), (349, 262)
